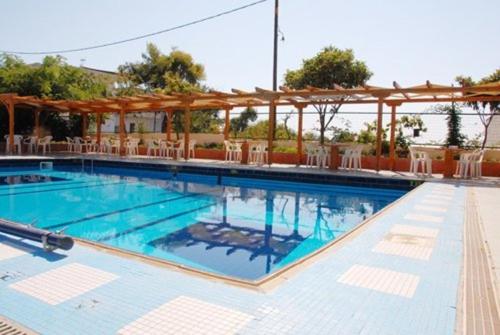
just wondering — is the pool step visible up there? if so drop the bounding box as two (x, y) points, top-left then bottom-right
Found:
(0, 316), (37, 335)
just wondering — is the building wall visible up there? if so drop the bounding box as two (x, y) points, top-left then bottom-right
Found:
(100, 112), (164, 133)
(486, 115), (500, 147)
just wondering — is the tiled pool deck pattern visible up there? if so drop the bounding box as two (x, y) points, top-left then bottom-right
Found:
(0, 181), (467, 334)
(464, 189), (500, 334)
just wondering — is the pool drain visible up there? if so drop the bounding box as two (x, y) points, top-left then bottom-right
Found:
(0, 316), (37, 335)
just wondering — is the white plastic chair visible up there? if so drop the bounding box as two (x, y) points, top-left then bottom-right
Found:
(231, 142), (243, 162)
(4, 135), (23, 154)
(86, 139), (98, 153)
(409, 147), (420, 174)
(126, 138), (140, 156)
(316, 146), (330, 169)
(174, 140), (195, 159)
(158, 140), (173, 158)
(65, 137), (74, 152)
(172, 140), (183, 159)
(224, 140), (234, 161)
(341, 147), (354, 169)
(146, 139), (159, 157)
(342, 145), (363, 170)
(73, 137), (84, 153)
(409, 147), (432, 176)
(305, 143), (317, 167)
(455, 152), (473, 178)
(98, 138), (110, 153)
(24, 136), (38, 154)
(111, 139), (120, 155)
(419, 151), (432, 177)
(37, 136), (52, 155)
(188, 140), (196, 159)
(249, 142), (267, 166)
(470, 150), (484, 178)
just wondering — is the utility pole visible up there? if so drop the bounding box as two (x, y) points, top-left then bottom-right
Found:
(271, 0), (279, 138)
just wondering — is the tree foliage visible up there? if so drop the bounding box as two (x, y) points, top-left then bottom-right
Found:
(0, 54), (108, 139)
(284, 46), (372, 144)
(239, 120), (296, 140)
(119, 43), (220, 137)
(118, 43), (205, 94)
(357, 116), (428, 156)
(230, 107), (258, 136)
(457, 69), (500, 148)
(432, 103), (466, 147)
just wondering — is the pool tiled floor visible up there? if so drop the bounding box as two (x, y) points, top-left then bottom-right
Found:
(10, 263), (118, 305)
(118, 296), (254, 335)
(0, 181), (475, 334)
(0, 243), (26, 261)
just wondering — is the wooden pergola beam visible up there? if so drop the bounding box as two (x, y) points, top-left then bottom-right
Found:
(393, 81), (411, 100)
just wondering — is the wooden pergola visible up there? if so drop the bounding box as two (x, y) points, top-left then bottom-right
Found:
(1, 81), (499, 171)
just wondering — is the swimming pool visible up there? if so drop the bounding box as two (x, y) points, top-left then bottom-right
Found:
(0, 163), (406, 281)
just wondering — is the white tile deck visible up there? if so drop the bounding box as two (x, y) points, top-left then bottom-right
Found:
(413, 204), (449, 213)
(337, 265), (420, 298)
(373, 240), (434, 260)
(389, 224), (440, 238)
(372, 224), (439, 260)
(404, 213), (444, 223)
(0, 244), (26, 261)
(424, 194), (453, 201)
(117, 296), (254, 335)
(431, 189), (455, 194)
(9, 263), (118, 305)
(421, 198), (451, 206)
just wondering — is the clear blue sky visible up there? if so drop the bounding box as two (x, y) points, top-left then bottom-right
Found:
(1, 0), (499, 142)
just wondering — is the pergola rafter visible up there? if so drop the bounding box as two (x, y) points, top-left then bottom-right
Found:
(0, 81), (499, 167)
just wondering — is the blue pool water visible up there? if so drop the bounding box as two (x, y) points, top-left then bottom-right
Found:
(0, 166), (405, 281)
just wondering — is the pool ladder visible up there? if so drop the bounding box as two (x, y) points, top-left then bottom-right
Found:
(81, 158), (94, 174)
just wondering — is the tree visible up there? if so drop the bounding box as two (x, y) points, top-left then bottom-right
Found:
(457, 69), (500, 149)
(432, 103), (465, 147)
(237, 120), (296, 141)
(118, 43), (205, 94)
(0, 54), (108, 139)
(281, 110), (294, 140)
(230, 107), (257, 137)
(284, 46), (372, 144)
(330, 119), (356, 143)
(119, 43), (220, 137)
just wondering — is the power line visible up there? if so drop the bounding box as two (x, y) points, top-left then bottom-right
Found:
(229, 111), (494, 116)
(1, 0), (269, 55)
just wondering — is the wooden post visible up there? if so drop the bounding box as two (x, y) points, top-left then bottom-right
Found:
(443, 148), (454, 178)
(296, 104), (304, 165)
(241, 141), (249, 164)
(183, 105), (191, 161)
(388, 103), (400, 171)
(119, 104), (126, 156)
(81, 113), (88, 138)
(7, 97), (15, 154)
(96, 113), (102, 145)
(375, 97), (385, 171)
(224, 108), (230, 140)
(267, 101), (275, 166)
(329, 145), (340, 170)
(35, 108), (41, 139)
(166, 110), (172, 141)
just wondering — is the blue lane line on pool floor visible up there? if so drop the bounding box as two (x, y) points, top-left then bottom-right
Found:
(0, 179), (87, 191)
(43, 192), (202, 230)
(0, 180), (127, 197)
(96, 202), (216, 242)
